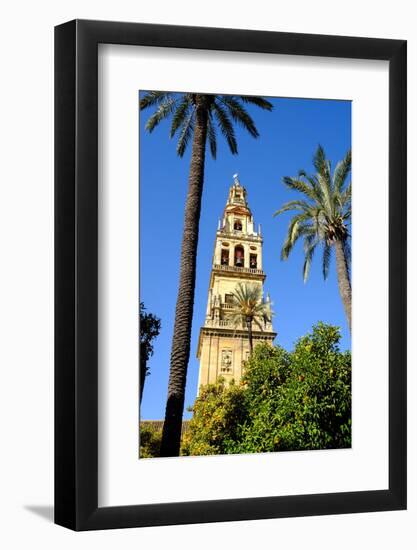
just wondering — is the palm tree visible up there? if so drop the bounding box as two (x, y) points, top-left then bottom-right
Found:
(228, 283), (272, 354)
(274, 145), (352, 330)
(140, 92), (273, 456)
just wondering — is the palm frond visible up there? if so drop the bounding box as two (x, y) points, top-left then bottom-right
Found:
(238, 96), (273, 111)
(312, 146), (333, 214)
(316, 173), (333, 216)
(339, 182), (351, 208)
(302, 236), (318, 282)
(176, 111), (194, 157)
(342, 205), (352, 221)
(139, 91), (173, 110)
(273, 199), (313, 217)
(313, 144), (326, 173)
(219, 96), (259, 137)
(169, 95), (193, 138)
(211, 100), (238, 154)
(322, 242), (332, 280)
(281, 219), (313, 260)
(305, 174), (326, 203)
(144, 97), (177, 133)
(333, 149), (352, 194)
(228, 283), (271, 331)
(282, 176), (319, 201)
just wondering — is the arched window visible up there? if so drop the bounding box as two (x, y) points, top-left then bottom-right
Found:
(225, 293), (234, 305)
(221, 249), (229, 266)
(250, 254), (257, 269)
(234, 245), (244, 267)
(234, 219), (242, 231)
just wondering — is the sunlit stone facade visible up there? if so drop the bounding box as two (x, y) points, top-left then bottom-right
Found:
(196, 175), (276, 389)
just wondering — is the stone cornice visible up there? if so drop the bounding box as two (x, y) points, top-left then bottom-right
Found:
(210, 264), (266, 284)
(216, 230), (262, 244)
(196, 326), (277, 358)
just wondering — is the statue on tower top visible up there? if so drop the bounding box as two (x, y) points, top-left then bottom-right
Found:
(223, 172), (253, 224)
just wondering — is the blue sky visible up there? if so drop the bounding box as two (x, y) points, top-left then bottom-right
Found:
(139, 94), (351, 420)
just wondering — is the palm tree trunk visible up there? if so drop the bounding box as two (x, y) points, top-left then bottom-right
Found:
(246, 317), (254, 355)
(160, 107), (208, 457)
(334, 239), (352, 332)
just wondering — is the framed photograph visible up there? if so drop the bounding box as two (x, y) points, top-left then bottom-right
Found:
(55, 19), (406, 530)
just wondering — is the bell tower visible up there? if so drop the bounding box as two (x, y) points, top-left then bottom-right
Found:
(196, 174), (276, 389)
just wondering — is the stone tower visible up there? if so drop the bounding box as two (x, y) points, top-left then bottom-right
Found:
(196, 174), (276, 389)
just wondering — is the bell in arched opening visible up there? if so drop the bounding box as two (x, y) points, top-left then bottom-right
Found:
(234, 245), (244, 267)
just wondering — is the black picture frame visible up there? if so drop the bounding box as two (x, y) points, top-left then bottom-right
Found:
(55, 19), (407, 531)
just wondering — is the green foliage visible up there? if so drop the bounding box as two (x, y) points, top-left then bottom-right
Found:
(227, 282), (273, 353)
(140, 92), (273, 158)
(181, 379), (247, 456)
(228, 282), (272, 330)
(183, 323), (351, 456)
(274, 145), (351, 282)
(139, 424), (162, 458)
(140, 302), (161, 379)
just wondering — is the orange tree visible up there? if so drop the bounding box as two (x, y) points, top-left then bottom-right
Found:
(181, 323), (351, 455)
